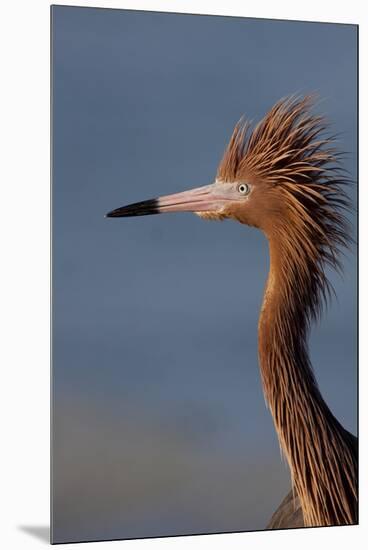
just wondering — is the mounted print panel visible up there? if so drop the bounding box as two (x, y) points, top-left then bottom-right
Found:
(51, 5), (358, 544)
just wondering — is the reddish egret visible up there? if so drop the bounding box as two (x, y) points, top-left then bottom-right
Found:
(107, 96), (357, 528)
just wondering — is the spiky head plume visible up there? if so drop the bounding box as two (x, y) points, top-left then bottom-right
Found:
(218, 95), (353, 323)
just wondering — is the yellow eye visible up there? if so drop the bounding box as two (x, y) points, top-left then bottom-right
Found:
(238, 183), (250, 195)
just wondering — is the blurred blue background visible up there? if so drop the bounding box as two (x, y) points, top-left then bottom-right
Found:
(51, 6), (357, 543)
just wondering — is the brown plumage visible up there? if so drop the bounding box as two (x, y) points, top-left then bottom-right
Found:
(107, 95), (358, 529)
(217, 95), (357, 527)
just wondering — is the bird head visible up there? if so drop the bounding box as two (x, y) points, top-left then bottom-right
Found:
(107, 95), (350, 236)
(107, 95), (352, 307)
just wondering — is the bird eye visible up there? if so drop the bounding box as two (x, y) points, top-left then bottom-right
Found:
(238, 183), (250, 195)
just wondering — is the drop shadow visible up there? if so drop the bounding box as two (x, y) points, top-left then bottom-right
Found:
(19, 525), (50, 544)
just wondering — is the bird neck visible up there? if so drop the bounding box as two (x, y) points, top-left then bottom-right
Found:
(258, 236), (357, 526)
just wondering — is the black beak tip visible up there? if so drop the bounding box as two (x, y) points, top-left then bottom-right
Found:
(105, 210), (117, 218)
(105, 207), (130, 218)
(105, 199), (159, 218)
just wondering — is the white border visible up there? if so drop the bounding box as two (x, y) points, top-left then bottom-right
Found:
(1, 1), (366, 549)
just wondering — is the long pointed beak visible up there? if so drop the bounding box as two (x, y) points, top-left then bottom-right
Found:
(106, 183), (228, 218)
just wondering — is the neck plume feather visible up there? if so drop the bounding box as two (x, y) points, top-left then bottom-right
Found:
(258, 235), (357, 526)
